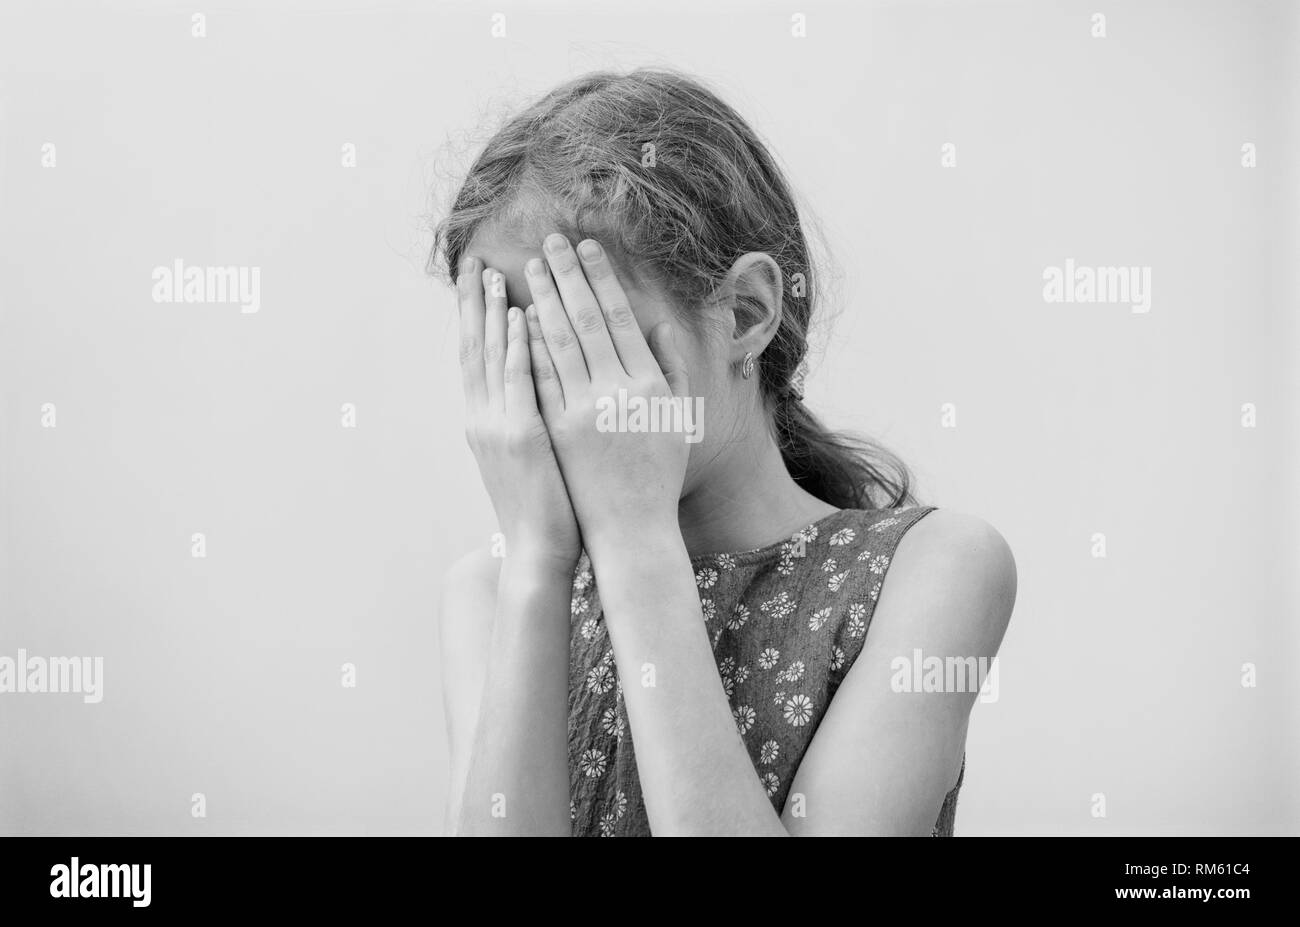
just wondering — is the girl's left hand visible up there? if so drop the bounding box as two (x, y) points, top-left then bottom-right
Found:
(523, 233), (692, 554)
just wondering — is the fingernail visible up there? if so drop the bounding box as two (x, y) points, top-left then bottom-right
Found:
(526, 257), (545, 277)
(460, 256), (478, 274)
(544, 234), (568, 255)
(508, 306), (520, 323)
(578, 239), (602, 261)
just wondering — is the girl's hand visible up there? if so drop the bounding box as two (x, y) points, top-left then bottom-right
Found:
(523, 234), (692, 554)
(457, 257), (581, 576)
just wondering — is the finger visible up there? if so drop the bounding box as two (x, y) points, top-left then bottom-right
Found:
(575, 238), (658, 378)
(525, 304), (564, 421)
(526, 256), (590, 393)
(648, 322), (690, 398)
(482, 267), (508, 408)
(503, 306), (538, 418)
(456, 256), (486, 407)
(542, 233), (621, 375)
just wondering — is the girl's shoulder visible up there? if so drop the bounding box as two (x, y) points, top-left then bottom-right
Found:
(784, 506), (1016, 668)
(856, 507), (1017, 651)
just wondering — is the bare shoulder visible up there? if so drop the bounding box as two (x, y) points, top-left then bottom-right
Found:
(881, 509), (1017, 644)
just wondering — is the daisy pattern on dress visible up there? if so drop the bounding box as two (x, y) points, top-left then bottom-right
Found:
(700, 599), (716, 623)
(573, 567), (593, 593)
(727, 603), (751, 630)
(600, 812), (618, 836)
(868, 554), (890, 574)
(830, 645), (846, 672)
(827, 571), (848, 592)
(733, 705), (756, 735)
(696, 567), (718, 589)
(869, 581), (882, 601)
(829, 527), (856, 546)
(759, 740), (780, 764)
(586, 663), (615, 695)
(773, 690), (787, 706)
(783, 694), (814, 727)
(579, 748), (607, 778)
(614, 790), (628, 819)
(580, 617), (600, 641)
(847, 602), (867, 638)
(571, 596), (588, 617)
(870, 517), (901, 532)
(761, 771), (780, 797)
(778, 660), (806, 684)
(821, 557), (838, 573)
(716, 553), (736, 571)
(600, 706), (625, 740)
(808, 607), (832, 631)
(758, 647), (781, 670)
(761, 592), (795, 620)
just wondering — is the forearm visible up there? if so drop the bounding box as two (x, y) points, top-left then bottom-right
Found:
(454, 558), (572, 836)
(588, 529), (789, 837)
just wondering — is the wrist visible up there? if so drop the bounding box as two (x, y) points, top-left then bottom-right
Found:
(582, 513), (682, 564)
(499, 540), (579, 583)
(585, 525), (690, 589)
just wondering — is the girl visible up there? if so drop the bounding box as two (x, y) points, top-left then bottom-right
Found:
(434, 69), (1015, 836)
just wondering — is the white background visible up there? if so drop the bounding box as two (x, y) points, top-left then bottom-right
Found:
(1, 0), (1296, 835)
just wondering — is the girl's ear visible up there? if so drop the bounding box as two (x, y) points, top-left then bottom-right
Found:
(723, 252), (785, 362)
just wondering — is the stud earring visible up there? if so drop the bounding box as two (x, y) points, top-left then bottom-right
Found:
(741, 352), (755, 379)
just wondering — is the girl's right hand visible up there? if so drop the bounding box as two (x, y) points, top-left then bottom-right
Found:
(457, 257), (582, 577)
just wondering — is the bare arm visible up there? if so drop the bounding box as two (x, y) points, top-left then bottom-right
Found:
(441, 257), (584, 835)
(439, 549), (572, 836)
(782, 510), (1016, 835)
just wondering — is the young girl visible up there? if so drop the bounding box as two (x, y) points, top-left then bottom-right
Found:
(434, 69), (1015, 836)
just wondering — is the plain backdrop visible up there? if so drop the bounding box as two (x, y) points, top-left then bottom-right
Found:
(1, 0), (1296, 836)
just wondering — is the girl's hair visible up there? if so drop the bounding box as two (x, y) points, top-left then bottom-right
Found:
(432, 68), (913, 510)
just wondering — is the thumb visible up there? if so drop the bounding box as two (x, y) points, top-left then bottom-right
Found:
(649, 322), (689, 398)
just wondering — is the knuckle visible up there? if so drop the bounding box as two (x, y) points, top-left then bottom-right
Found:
(632, 375), (664, 395)
(547, 326), (577, 351)
(532, 360), (557, 382)
(604, 303), (636, 329)
(458, 334), (481, 364)
(573, 308), (605, 334)
(551, 256), (581, 277)
(481, 341), (503, 365)
(504, 424), (545, 456)
(502, 363), (530, 385)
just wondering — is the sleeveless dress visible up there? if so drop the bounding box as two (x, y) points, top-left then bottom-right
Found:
(566, 505), (965, 836)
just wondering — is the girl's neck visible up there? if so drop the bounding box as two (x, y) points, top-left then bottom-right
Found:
(676, 429), (839, 559)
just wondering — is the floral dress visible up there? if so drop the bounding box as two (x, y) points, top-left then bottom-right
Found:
(566, 505), (964, 836)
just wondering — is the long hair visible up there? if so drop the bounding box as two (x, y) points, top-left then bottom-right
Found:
(432, 69), (913, 509)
